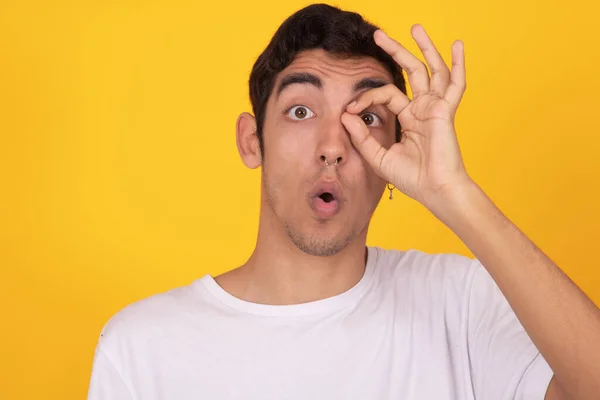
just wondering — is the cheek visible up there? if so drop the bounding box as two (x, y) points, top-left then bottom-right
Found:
(266, 120), (316, 164)
(262, 124), (315, 187)
(346, 156), (385, 203)
(365, 170), (386, 200)
(373, 125), (396, 149)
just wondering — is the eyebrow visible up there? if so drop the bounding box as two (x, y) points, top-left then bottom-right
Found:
(275, 73), (391, 98)
(276, 73), (322, 97)
(352, 77), (389, 92)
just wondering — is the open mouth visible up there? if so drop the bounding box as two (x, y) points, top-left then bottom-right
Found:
(318, 192), (335, 203)
(310, 191), (340, 219)
(308, 181), (343, 219)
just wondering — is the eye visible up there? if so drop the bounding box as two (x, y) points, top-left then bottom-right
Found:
(360, 112), (383, 127)
(286, 105), (315, 120)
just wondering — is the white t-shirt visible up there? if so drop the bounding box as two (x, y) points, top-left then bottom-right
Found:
(88, 247), (554, 400)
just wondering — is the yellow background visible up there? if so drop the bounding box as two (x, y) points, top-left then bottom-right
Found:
(1, 0), (599, 398)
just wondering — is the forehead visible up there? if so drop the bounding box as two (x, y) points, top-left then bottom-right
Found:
(277, 49), (393, 86)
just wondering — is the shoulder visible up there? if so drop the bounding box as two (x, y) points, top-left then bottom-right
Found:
(96, 282), (204, 351)
(371, 246), (477, 283)
(369, 246), (481, 306)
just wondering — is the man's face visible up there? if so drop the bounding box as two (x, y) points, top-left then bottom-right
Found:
(260, 49), (396, 256)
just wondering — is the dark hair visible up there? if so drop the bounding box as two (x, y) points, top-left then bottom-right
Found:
(249, 3), (407, 155)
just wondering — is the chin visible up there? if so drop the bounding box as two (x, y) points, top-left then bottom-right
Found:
(284, 222), (356, 257)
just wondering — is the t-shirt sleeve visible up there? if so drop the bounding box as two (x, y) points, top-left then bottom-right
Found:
(466, 261), (554, 400)
(88, 345), (134, 400)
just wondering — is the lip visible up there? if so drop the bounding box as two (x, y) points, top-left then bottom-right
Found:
(308, 180), (344, 219)
(308, 180), (344, 200)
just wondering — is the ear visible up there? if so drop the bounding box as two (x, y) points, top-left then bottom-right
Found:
(236, 112), (261, 169)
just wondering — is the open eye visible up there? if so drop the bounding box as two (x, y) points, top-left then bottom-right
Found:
(360, 112), (383, 127)
(287, 105), (315, 120)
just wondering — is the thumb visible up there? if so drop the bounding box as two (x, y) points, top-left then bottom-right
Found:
(341, 112), (388, 175)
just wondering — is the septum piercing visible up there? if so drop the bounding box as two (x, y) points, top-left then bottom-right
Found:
(322, 156), (340, 167)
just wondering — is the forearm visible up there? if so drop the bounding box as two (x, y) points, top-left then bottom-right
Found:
(430, 180), (600, 399)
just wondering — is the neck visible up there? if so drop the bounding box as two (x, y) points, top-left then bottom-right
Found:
(215, 209), (369, 306)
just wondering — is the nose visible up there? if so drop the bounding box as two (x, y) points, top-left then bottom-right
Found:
(315, 117), (350, 167)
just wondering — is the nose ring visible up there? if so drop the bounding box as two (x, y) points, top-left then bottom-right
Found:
(322, 156), (340, 167)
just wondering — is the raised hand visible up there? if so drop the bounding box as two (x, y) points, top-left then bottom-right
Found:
(341, 25), (470, 208)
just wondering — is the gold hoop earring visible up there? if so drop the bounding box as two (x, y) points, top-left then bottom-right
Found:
(386, 183), (395, 200)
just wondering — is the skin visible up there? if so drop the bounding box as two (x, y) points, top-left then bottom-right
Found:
(258, 52), (395, 258)
(217, 24), (600, 400)
(219, 50), (396, 305)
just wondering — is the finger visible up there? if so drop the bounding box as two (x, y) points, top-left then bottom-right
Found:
(346, 84), (411, 116)
(444, 40), (466, 107)
(341, 112), (389, 175)
(410, 24), (451, 97)
(374, 30), (430, 97)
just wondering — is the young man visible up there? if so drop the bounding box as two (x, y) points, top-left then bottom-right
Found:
(88, 4), (600, 399)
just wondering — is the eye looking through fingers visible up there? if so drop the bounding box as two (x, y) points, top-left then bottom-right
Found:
(359, 112), (383, 127)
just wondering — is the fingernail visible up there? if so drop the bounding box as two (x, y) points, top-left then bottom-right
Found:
(348, 101), (357, 109)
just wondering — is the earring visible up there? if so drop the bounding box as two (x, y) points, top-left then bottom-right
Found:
(387, 183), (395, 200)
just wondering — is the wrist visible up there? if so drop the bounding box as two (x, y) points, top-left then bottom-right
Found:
(424, 177), (491, 232)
